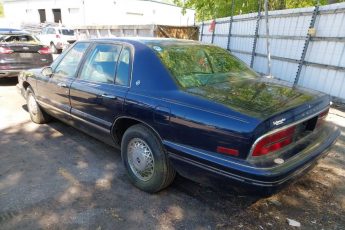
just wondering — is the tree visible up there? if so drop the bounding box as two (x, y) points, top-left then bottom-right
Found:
(174, 0), (344, 21)
(0, 3), (4, 17)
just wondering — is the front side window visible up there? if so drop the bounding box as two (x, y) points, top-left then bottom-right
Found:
(53, 42), (90, 78)
(79, 44), (121, 84)
(59, 29), (74, 36)
(150, 44), (259, 89)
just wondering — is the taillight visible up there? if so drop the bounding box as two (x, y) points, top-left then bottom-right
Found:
(316, 108), (329, 127)
(56, 34), (60, 38)
(217, 146), (239, 156)
(0, 47), (14, 54)
(252, 126), (296, 157)
(318, 108), (329, 120)
(38, 46), (51, 55)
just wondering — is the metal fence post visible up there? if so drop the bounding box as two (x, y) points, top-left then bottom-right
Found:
(227, 0), (235, 51)
(264, 0), (272, 76)
(293, 5), (319, 86)
(211, 20), (216, 44)
(250, 0), (262, 68)
(200, 21), (204, 42)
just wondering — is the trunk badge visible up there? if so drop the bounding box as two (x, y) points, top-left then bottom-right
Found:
(273, 118), (286, 126)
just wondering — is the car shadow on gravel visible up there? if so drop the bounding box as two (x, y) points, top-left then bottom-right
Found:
(0, 116), (261, 229)
(0, 105), (344, 229)
(0, 78), (18, 86)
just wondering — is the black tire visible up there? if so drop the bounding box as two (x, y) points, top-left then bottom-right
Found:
(50, 42), (57, 54)
(26, 87), (51, 124)
(121, 124), (176, 193)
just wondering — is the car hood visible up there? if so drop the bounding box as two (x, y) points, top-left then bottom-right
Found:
(185, 77), (322, 119)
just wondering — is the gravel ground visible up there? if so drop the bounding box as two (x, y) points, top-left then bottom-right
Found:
(0, 78), (344, 230)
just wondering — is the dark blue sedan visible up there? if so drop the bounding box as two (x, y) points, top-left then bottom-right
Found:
(17, 38), (340, 193)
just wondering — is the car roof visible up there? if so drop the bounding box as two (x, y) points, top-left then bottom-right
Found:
(0, 28), (30, 35)
(45, 27), (73, 29)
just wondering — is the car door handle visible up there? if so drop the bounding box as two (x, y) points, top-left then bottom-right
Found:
(101, 94), (117, 99)
(57, 82), (67, 88)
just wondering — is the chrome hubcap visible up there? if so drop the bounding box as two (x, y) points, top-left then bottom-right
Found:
(28, 94), (38, 115)
(127, 138), (154, 181)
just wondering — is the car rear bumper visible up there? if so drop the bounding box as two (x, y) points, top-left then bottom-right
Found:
(165, 123), (340, 192)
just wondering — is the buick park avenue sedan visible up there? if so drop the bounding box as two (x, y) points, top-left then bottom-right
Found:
(17, 38), (340, 193)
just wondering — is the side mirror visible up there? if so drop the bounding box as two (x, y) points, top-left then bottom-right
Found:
(41, 66), (53, 77)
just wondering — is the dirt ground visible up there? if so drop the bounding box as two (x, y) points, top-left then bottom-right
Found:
(0, 78), (344, 230)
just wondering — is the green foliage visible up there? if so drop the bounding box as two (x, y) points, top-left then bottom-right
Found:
(287, 0), (328, 8)
(0, 3), (4, 17)
(174, 0), (345, 21)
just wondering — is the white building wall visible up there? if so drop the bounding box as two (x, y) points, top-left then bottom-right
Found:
(2, 0), (195, 27)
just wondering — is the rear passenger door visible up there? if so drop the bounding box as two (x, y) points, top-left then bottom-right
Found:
(69, 43), (132, 140)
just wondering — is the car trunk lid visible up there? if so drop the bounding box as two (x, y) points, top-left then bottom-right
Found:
(185, 77), (330, 160)
(185, 77), (323, 120)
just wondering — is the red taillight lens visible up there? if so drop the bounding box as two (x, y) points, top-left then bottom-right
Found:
(38, 46), (51, 55)
(0, 47), (14, 54)
(318, 108), (329, 120)
(252, 126), (296, 157)
(217, 146), (239, 156)
(316, 108), (329, 127)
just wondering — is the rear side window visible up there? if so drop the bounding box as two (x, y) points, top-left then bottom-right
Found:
(59, 29), (74, 36)
(0, 35), (38, 43)
(79, 44), (122, 84)
(53, 42), (90, 78)
(115, 47), (131, 86)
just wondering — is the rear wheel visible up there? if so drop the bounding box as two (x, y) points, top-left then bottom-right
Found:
(26, 87), (51, 124)
(121, 124), (176, 193)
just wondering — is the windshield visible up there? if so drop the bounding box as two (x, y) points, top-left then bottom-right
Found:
(151, 44), (259, 89)
(59, 29), (74, 36)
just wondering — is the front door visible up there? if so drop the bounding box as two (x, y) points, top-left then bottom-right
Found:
(36, 42), (90, 121)
(69, 43), (132, 144)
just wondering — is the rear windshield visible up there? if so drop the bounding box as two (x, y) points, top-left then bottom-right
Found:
(59, 29), (74, 36)
(151, 44), (259, 89)
(0, 34), (39, 44)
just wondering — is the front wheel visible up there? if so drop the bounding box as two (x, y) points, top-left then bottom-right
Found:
(121, 124), (176, 193)
(26, 87), (51, 124)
